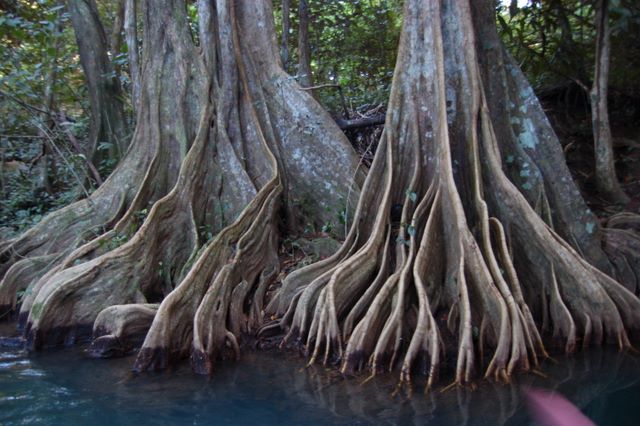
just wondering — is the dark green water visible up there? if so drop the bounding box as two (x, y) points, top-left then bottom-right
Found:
(1, 338), (640, 425)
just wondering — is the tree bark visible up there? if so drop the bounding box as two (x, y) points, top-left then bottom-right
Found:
(124, 0), (140, 114)
(473, 0), (613, 274)
(0, 0), (363, 370)
(281, 0), (290, 69)
(271, 0), (640, 391)
(2, 0), (639, 389)
(297, 0), (313, 91)
(67, 0), (129, 164)
(591, 0), (628, 204)
(109, 0), (125, 57)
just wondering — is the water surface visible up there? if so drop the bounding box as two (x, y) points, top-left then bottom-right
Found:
(1, 336), (639, 425)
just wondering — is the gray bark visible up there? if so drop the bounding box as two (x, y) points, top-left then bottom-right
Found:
(124, 0), (140, 113)
(591, 0), (628, 204)
(109, 0), (125, 56)
(281, 0), (290, 68)
(297, 0), (313, 90)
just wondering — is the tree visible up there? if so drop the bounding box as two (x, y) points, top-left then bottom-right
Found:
(1, 0), (639, 390)
(0, 0), (362, 362)
(269, 0), (640, 390)
(67, 0), (129, 167)
(280, 0), (291, 69)
(496, 1), (639, 207)
(124, 0), (141, 114)
(591, 0), (628, 204)
(297, 0), (313, 91)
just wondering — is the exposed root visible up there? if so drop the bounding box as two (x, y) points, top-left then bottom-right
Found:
(21, 99), (214, 349)
(190, 181), (281, 374)
(271, 0), (640, 391)
(0, 254), (57, 318)
(602, 213), (640, 296)
(2, 0), (638, 391)
(132, 1), (361, 374)
(0, 2), (211, 329)
(89, 303), (158, 358)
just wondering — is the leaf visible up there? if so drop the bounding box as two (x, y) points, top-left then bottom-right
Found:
(97, 142), (114, 151)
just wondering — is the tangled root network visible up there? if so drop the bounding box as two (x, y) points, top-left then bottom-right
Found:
(0, 0), (639, 394)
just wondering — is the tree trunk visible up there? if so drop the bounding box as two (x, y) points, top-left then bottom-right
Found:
(109, 0), (125, 58)
(0, 0), (362, 371)
(280, 0), (290, 69)
(35, 19), (62, 196)
(591, 0), (628, 204)
(1, 0), (639, 388)
(297, 0), (313, 90)
(124, 0), (141, 114)
(67, 0), (129, 165)
(271, 0), (640, 392)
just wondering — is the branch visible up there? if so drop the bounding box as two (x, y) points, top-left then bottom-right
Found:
(54, 114), (103, 186)
(0, 89), (50, 116)
(336, 113), (385, 130)
(298, 83), (341, 91)
(0, 89), (104, 186)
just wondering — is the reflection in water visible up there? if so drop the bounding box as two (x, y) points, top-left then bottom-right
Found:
(0, 343), (639, 425)
(285, 349), (640, 425)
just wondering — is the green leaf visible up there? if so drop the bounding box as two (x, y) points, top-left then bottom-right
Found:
(97, 142), (113, 151)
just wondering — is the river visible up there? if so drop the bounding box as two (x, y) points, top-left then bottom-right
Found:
(1, 332), (640, 425)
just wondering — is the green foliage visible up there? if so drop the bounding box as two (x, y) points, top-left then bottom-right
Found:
(0, 133), (87, 234)
(497, 0), (640, 92)
(274, 0), (402, 115)
(100, 231), (129, 251)
(0, 0), (130, 236)
(1, 2), (85, 121)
